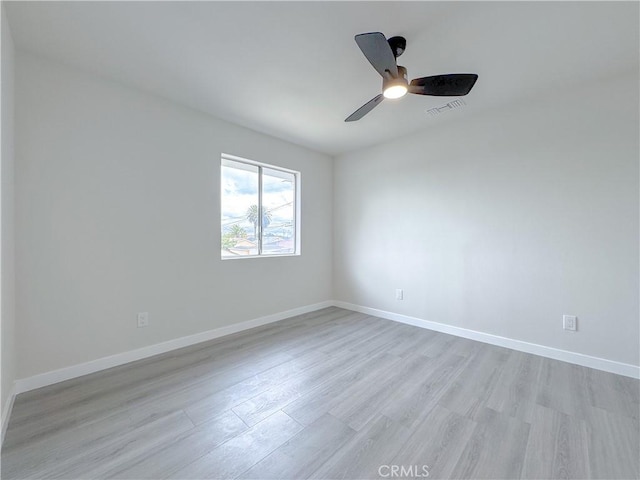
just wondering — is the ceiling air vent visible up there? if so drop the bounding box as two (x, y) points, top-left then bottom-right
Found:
(427, 99), (466, 116)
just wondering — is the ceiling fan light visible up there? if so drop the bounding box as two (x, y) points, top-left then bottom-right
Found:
(383, 84), (408, 99)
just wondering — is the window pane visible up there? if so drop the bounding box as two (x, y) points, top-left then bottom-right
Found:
(261, 167), (295, 255)
(221, 159), (259, 257)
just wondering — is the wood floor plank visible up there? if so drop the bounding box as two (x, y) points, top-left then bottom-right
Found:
(307, 414), (411, 479)
(416, 331), (461, 358)
(536, 358), (592, 421)
(236, 413), (356, 479)
(1, 402), (188, 479)
(584, 406), (640, 479)
(521, 404), (590, 479)
(437, 344), (509, 420)
(183, 351), (328, 425)
(5, 322), (302, 423)
(382, 351), (467, 429)
(344, 321), (419, 356)
(329, 353), (439, 431)
(232, 348), (363, 426)
(101, 409), (248, 479)
(316, 317), (398, 356)
(170, 410), (303, 479)
(486, 350), (543, 423)
(385, 326), (438, 357)
(48, 410), (195, 479)
(282, 352), (403, 426)
(584, 367), (640, 420)
(266, 311), (371, 360)
(4, 349), (293, 449)
(450, 407), (531, 479)
(144, 348), (329, 427)
(390, 404), (477, 479)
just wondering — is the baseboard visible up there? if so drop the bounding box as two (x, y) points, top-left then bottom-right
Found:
(1, 384), (16, 446)
(13, 298), (638, 396)
(333, 301), (640, 379)
(14, 300), (334, 394)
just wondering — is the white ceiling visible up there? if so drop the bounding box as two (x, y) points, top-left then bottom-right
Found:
(5, 1), (639, 156)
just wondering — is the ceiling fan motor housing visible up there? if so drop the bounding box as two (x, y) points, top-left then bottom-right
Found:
(388, 36), (406, 58)
(383, 65), (408, 91)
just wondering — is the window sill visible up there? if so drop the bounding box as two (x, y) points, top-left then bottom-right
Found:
(221, 253), (300, 260)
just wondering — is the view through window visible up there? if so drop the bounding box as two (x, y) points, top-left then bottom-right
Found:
(221, 155), (298, 258)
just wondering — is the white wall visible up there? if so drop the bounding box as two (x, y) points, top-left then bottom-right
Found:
(15, 53), (333, 379)
(1, 3), (16, 425)
(334, 73), (639, 368)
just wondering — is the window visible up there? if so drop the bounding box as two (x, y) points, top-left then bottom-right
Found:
(221, 154), (299, 258)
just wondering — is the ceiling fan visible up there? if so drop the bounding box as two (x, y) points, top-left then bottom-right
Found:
(345, 32), (478, 122)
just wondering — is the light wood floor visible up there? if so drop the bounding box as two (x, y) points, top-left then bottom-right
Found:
(2, 307), (639, 479)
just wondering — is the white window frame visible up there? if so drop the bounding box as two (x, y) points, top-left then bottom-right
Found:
(221, 153), (301, 259)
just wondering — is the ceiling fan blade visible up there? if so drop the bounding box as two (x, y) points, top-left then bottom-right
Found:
(355, 32), (398, 78)
(409, 74), (478, 96)
(345, 94), (384, 122)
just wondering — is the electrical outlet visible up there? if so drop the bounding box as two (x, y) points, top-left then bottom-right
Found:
(137, 312), (149, 328)
(563, 315), (577, 331)
(396, 289), (404, 300)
